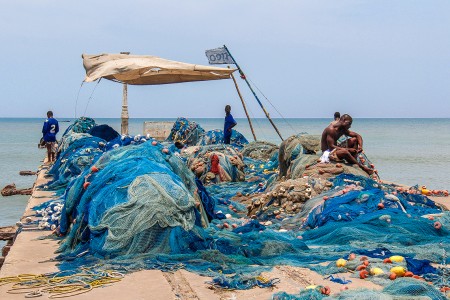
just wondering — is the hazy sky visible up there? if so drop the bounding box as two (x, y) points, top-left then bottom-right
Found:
(1, 1), (449, 118)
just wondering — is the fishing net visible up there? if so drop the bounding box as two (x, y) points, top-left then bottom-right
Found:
(166, 117), (205, 146)
(32, 118), (450, 296)
(242, 141), (279, 161)
(197, 129), (249, 147)
(184, 145), (246, 184)
(278, 133), (321, 178)
(87, 124), (120, 142)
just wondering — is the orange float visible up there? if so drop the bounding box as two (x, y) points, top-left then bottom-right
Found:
(359, 270), (369, 279)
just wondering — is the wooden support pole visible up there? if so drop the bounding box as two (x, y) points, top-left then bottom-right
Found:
(120, 52), (130, 135)
(230, 73), (257, 141)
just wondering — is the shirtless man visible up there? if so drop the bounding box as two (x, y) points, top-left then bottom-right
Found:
(320, 114), (373, 175)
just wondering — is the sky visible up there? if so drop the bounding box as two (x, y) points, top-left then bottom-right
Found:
(1, 0), (449, 119)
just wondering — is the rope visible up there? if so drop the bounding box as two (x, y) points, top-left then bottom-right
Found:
(2, 269), (123, 298)
(74, 82), (84, 119)
(247, 78), (296, 133)
(83, 78), (102, 117)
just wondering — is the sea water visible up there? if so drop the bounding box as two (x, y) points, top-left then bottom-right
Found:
(0, 118), (449, 230)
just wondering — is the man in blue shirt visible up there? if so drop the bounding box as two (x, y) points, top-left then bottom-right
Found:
(223, 105), (237, 144)
(42, 111), (59, 164)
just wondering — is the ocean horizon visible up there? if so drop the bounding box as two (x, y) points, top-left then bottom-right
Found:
(0, 117), (449, 232)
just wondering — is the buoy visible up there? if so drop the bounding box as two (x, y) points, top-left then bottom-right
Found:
(434, 221), (442, 230)
(389, 273), (397, 280)
(370, 267), (384, 276)
(390, 266), (406, 277)
(363, 260), (370, 266)
(359, 270), (369, 279)
(383, 258), (392, 264)
(323, 196), (329, 201)
(320, 286), (331, 295)
(377, 203), (385, 209)
(222, 222), (230, 228)
(356, 265), (366, 271)
(162, 148), (169, 154)
(336, 258), (347, 267)
(83, 182), (90, 190)
(389, 255), (404, 263)
(91, 166), (99, 173)
(348, 253), (356, 260)
(151, 141), (158, 146)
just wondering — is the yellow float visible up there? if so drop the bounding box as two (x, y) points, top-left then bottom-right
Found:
(389, 255), (404, 263)
(370, 267), (384, 276)
(390, 266), (406, 277)
(336, 258), (347, 267)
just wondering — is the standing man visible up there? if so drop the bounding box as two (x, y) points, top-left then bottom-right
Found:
(223, 105), (237, 144)
(320, 114), (373, 175)
(42, 111), (59, 164)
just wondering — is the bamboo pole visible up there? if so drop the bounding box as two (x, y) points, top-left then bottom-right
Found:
(230, 72), (257, 141)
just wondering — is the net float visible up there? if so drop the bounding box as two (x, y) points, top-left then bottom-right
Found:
(389, 273), (397, 280)
(348, 253), (356, 260)
(434, 221), (442, 230)
(83, 182), (91, 190)
(359, 270), (369, 279)
(336, 258), (347, 267)
(91, 166), (99, 173)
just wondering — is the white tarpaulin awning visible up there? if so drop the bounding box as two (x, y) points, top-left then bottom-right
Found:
(82, 53), (236, 85)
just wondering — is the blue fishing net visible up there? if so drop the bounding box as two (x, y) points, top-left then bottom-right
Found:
(166, 117), (205, 146)
(197, 129), (249, 148)
(36, 118), (450, 295)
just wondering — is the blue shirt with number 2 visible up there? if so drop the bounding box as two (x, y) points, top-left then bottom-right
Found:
(42, 117), (59, 142)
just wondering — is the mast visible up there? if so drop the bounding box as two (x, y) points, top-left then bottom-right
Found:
(223, 45), (284, 141)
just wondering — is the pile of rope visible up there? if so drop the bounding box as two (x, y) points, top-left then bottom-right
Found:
(0, 269), (123, 298)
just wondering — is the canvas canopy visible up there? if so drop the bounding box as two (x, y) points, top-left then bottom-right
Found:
(82, 53), (236, 85)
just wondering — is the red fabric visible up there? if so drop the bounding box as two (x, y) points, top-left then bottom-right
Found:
(210, 154), (220, 174)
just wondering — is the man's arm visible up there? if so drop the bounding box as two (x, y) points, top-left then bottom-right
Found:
(42, 121), (48, 136)
(227, 122), (236, 132)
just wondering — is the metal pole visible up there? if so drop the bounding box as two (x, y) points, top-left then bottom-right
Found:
(223, 45), (284, 141)
(230, 72), (257, 141)
(120, 52), (130, 135)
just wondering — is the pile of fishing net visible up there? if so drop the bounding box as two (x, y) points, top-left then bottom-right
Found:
(272, 277), (447, 299)
(35, 118), (450, 296)
(166, 117), (249, 148)
(278, 134), (375, 181)
(184, 144), (246, 184)
(197, 128), (249, 148)
(242, 141), (279, 161)
(166, 117), (205, 146)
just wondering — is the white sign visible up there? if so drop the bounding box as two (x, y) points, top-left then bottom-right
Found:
(205, 47), (235, 64)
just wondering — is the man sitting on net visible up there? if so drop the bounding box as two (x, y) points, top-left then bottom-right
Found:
(320, 114), (374, 175)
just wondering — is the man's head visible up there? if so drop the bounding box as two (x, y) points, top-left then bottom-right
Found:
(334, 112), (340, 120)
(340, 114), (353, 129)
(225, 105), (231, 114)
(47, 111), (53, 118)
